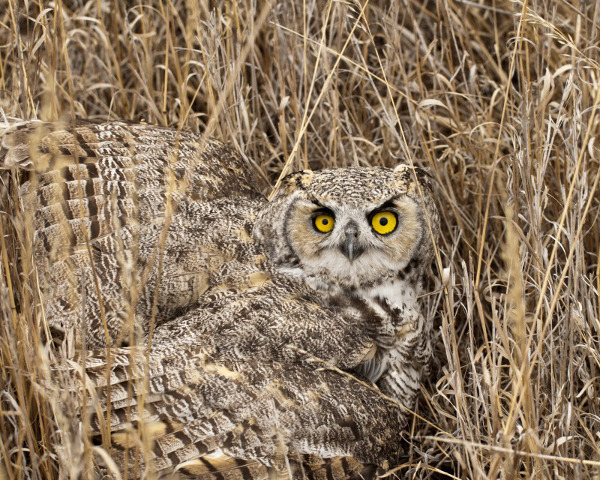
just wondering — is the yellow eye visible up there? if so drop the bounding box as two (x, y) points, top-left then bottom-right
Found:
(371, 211), (397, 235)
(313, 214), (335, 233)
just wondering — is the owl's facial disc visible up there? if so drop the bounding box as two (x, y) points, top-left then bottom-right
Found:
(284, 197), (422, 289)
(254, 166), (439, 291)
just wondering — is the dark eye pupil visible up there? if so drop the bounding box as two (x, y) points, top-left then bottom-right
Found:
(321, 218), (329, 225)
(379, 217), (388, 226)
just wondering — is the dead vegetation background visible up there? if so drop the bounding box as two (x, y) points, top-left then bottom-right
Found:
(0, 0), (599, 478)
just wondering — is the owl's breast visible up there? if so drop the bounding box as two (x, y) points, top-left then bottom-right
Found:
(353, 344), (389, 383)
(337, 277), (428, 395)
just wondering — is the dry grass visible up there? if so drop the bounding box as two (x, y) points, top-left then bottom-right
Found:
(1, 0), (599, 478)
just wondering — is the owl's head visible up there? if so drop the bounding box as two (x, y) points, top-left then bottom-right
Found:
(254, 165), (439, 290)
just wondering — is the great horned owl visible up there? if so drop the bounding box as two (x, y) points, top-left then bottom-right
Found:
(1, 121), (439, 478)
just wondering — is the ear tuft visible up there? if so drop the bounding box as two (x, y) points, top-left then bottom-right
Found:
(280, 170), (314, 195)
(394, 164), (433, 185)
(393, 163), (410, 173)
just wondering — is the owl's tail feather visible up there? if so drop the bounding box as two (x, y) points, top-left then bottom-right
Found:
(98, 442), (381, 480)
(173, 453), (380, 479)
(95, 417), (375, 479)
(173, 456), (275, 479)
(290, 454), (380, 480)
(75, 350), (400, 480)
(87, 381), (386, 480)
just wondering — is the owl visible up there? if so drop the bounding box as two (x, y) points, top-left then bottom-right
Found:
(1, 121), (439, 479)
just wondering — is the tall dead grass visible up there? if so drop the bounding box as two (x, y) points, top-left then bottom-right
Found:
(0, 0), (599, 478)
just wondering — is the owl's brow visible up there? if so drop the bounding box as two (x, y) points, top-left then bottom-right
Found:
(367, 194), (409, 215)
(311, 206), (336, 218)
(371, 199), (398, 213)
(307, 194), (404, 214)
(307, 197), (331, 210)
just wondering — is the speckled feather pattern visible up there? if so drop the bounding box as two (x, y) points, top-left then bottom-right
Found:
(1, 121), (439, 479)
(1, 121), (263, 349)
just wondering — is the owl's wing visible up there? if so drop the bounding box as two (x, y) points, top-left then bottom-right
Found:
(67, 344), (404, 479)
(136, 264), (381, 375)
(54, 276), (405, 479)
(0, 121), (264, 348)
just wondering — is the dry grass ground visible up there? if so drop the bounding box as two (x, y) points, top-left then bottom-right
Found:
(0, 0), (599, 478)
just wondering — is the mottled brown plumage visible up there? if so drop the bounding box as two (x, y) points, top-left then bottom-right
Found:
(1, 121), (439, 479)
(2, 120), (262, 348)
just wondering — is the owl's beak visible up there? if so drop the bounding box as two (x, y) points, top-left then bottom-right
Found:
(340, 222), (365, 261)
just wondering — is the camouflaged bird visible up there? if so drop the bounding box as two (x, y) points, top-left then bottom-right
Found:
(0, 121), (439, 479)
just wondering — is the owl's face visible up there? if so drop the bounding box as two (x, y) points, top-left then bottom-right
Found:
(255, 166), (439, 290)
